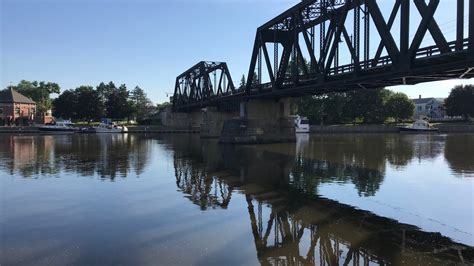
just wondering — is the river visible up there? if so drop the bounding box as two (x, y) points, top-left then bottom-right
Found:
(1, 133), (473, 265)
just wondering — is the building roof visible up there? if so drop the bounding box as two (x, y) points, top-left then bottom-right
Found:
(412, 97), (435, 104)
(0, 88), (36, 104)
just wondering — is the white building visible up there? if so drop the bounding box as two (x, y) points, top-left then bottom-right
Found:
(412, 95), (445, 119)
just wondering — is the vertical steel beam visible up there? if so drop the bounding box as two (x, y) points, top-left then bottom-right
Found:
(292, 16), (299, 86)
(469, 0), (474, 55)
(274, 35), (279, 79)
(258, 47), (262, 85)
(364, 3), (370, 68)
(310, 26), (315, 72)
(354, 2), (360, 67)
(456, 0), (464, 51)
(320, 0), (326, 64)
(400, 0), (410, 55)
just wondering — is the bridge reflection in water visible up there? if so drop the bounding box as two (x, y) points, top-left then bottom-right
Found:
(170, 134), (473, 265)
(1, 134), (473, 264)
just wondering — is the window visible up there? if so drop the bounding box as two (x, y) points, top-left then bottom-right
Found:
(15, 107), (20, 115)
(0, 108), (3, 115)
(417, 106), (422, 111)
(300, 120), (309, 125)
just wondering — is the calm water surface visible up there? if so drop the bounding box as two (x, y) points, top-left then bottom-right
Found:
(1, 133), (473, 265)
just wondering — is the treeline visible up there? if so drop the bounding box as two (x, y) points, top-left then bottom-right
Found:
(295, 89), (415, 125)
(5, 80), (164, 123)
(53, 82), (156, 122)
(445, 85), (474, 120)
(7, 80), (60, 115)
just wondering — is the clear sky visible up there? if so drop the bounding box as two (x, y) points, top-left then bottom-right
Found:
(2, 0), (473, 104)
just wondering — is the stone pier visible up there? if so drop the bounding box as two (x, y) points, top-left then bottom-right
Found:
(160, 107), (201, 130)
(200, 107), (239, 138)
(219, 98), (296, 144)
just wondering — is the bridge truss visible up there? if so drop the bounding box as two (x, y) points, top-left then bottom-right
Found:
(172, 61), (236, 111)
(173, 0), (474, 111)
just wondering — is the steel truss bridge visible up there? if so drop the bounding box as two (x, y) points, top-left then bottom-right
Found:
(173, 0), (474, 111)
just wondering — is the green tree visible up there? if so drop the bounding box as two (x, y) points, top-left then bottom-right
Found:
(385, 92), (414, 122)
(53, 89), (78, 119)
(295, 93), (348, 125)
(344, 89), (391, 124)
(131, 86), (154, 121)
(156, 102), (171, 113)
(96, 81), (117, 117)
(445, 85), (474, 120)
(12, 80), (60, 115)
(75, 86), (103, 120)
(239, 74), (246, 89)
(106, 84), (133, 119)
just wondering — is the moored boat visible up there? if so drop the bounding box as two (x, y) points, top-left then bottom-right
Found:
(88, 119), (128, 133)
(93, 122), (128, 133)
(38, 120), (76, 134)
(398, 120), (439, 132)
(294, 115), (310, 133)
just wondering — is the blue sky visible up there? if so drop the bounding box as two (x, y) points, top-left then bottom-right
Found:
(2, 0), (473, 104)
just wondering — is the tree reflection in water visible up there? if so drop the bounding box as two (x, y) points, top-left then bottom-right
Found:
(0, 134), (152, 179)
(168, 135), (473, 265)
(444, 134), (474, 177)
(1, 133), (472, 264)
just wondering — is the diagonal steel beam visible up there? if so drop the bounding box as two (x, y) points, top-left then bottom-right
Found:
(414, 0), (450, 54)
(365, 0), (400, 68)
(372, 0), (401, 66)
(410, 0), (442, 58)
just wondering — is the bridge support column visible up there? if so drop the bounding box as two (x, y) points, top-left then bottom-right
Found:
(200, 107), (239, 138)
(161, 107), (201, 130)
(219, 98), (296, 144)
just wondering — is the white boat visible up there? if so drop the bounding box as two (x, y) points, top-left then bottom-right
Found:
(38, 120), (76, 134)
(398, 120), (439, 132)
(294, 115), (310, 133)
(92, 122), (128, 133)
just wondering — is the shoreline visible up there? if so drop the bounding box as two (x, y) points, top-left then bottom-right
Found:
(0, 126), (200, 134)
(1, 124), (474, 134)
(310, 124), (474, 133)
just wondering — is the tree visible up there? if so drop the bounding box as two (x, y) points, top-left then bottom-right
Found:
(344, 89), (391, 124)
(96, 81), (117, 117)
(157, 102), (171, 113)
(251, 71), (258, 85)
(239, 75), (246, 90)
(12, 80), (60, 115)
(445, 85), (474, 120)
(385, 92), (414, 122)
(105, 84), (133, 119)
(130, 86), (154, 121)
(75, 86), (103, 120)
(53, 90), (78, 119)
(295, 93), (348, 125)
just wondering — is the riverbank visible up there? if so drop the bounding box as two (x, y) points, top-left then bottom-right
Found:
(2, 124), (474, 134)
(0, 126), (200, 134)
(310, 123), (474, 133)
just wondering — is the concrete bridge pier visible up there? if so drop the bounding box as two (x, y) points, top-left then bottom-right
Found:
(161, 108), (202, 130)
(219, 98), (296, 144)
(200, 107), (239, 138)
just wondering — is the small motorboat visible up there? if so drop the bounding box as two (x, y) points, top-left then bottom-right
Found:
(294, 115), (310, 133)
(398, 119), (439, 132)
(92, 122), (128, 133)
(38, 120), (76, 134)
(86, 119), (128, 133)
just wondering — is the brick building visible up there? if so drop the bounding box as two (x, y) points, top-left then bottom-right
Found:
(0, 88), (36, 126)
